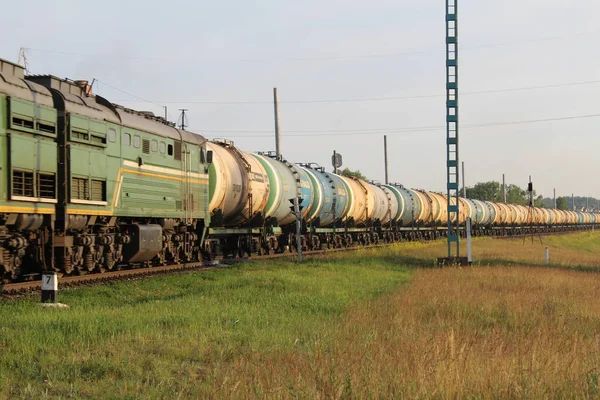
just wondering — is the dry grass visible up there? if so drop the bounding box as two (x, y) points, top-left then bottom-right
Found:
(212, 266), (600, 398)
(400, 231), (600, 270)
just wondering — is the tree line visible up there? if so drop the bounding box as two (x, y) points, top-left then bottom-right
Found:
(463, 181), (545, 207)
(465, 182), (599, 211)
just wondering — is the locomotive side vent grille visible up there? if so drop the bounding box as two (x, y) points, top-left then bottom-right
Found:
(12, 116), (34, 130)
(91, 135), (106, 145)
(71, 130), (89, 141)
(142, 139), (150, 154)
(37, 122), (56, 134)
(91, 180), (106, 202)
(38, 173), (56, 199)
(175, 200), (183, 210)
(72, 177), (89, 200)
(12, 170), (34, 197)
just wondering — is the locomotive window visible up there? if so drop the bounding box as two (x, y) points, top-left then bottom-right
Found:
(123, 133), (131, 146)
(107, 129), (117, 143)
(151, 140), (158, 152)
(159, 142), (166, 154)
(133, 135), (141, 148)
(167, 144), (173, 156)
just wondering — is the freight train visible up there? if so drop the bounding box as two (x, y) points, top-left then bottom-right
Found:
(0, 58), (597, 281)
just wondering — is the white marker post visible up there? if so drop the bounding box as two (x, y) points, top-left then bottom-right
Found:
(545, 247), (550, 265)
(466, 217), (473, 265)
(41, 271), (58, 303)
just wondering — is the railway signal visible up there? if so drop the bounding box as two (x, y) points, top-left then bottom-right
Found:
(332, 151), (342, 174)
(289, 197), (304, 212)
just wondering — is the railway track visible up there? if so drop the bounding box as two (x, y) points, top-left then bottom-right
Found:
(0, 229), (592, 298)
(0, 244), (388, 298)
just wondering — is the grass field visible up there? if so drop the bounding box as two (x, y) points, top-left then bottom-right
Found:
(2, 232), (600, 398)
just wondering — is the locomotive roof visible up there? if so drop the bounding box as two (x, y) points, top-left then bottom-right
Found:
(0, 58), (54, 107)
(26, 73), (206, 145)
(112, 104), (206, 145)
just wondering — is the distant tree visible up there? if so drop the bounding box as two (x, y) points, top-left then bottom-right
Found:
(506, 184), (528, 205)
(340, 168), (367, 180)
(465, 181), (541, 205)
(534, 195), (545, 208)
(556, 197), (568, 210)
(465, 181), (502, 202)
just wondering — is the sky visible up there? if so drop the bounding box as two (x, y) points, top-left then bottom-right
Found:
(3, 0), (600, 198)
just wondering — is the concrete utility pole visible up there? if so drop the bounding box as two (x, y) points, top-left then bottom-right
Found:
(572, 193), (575, 211)
(502, 174), (507, 203)
(553, 188), (556, 209)
(273, 88), (281, 158)
(384, 135), (389, 184)
(587, 197), (589, 211)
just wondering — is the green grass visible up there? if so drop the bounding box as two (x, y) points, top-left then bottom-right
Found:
(0, 247), (411, 399)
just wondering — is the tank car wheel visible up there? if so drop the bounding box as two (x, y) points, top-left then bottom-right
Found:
(357, 234), (364, 246)
(311, 236), (321, 250)
(269, 237), (278, 255)
(345, 234), (353, 247)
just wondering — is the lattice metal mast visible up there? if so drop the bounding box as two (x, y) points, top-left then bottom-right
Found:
(445, 0), (460, 257)
(18, 47), (30, 74)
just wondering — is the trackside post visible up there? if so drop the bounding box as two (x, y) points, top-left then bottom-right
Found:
(41, 271), (57, 303)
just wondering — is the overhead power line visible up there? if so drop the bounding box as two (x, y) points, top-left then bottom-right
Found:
(196, 112), (600, 138)
(26, 29), (600, 64)
(109, 79), (600, 105)
(94, 79), (165, 109)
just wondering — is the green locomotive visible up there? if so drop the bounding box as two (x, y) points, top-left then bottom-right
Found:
(0, 58), (212, 281)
